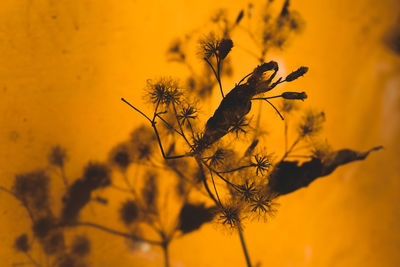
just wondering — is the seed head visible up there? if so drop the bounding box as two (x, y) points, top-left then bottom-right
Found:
(146, 78), (182, 106)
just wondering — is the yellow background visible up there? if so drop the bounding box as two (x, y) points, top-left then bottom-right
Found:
(1, 0), (400, 266)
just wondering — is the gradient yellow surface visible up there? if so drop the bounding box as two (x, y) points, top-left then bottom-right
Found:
(1, 0), (400, 266)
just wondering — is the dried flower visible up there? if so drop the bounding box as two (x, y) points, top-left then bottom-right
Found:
(177, 104), (197, 126)
(218, 204), (242, 228)
(237, 181), (257, 202)
(200, 35), (233, 60)
(249, 195), (275, 215)
(285, 66), (308, 82)
(204, 148), (226, 167)
(147, 78), (182, 106)
(252, 154), (272, 176)
(228, 116), (249, 136)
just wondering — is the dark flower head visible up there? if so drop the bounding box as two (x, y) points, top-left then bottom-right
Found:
(228, 116), (250, 137)
(191, 132), (211, 154)
(248, 193), (278, 221)
(48, 145), (67, 167)
(204, 148), (226, 168)
(249, 194), (275, 215)
(83, 162), (111, 189)
(237, 181), (257, 202)
(177, 104), (198, 126)
(14, 234), (30, 252)
(119, 199), (139, 225)
(199, 35), (233, 60)
(252, 153), (272, 176)
(218, 204), (242, 229)
(71, 235), (91, 257)
(146, 78), (182, 106)
(109, 143), (132, 171)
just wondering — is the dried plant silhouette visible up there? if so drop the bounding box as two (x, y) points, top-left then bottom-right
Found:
(1, 1), (382, 267)
(121, 1), (382, 266)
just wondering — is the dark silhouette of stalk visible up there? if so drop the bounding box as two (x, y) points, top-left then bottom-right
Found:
(238, 226), (252, 267)
(74, 221), (162, 246)
(162, 242), (170, 267)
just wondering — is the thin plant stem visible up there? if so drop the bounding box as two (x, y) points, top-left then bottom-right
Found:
(281, 136), (301, 161)
(209, 170), (222, 207)
(162, 242), (170, 267)
(24, 252), (41, 267)
(195, 158), (219, 205)
(238, 226), (252, 267)
(121, 98), (152, 122)
(216, 56), (225, 98)
(204, 57), (224, 98)
(284, 119), (288, 153)
(74, 221), (162, 246)
(220, 165), (252, 174)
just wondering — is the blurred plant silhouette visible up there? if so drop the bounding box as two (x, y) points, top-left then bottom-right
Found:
(1, 1), (382, 267)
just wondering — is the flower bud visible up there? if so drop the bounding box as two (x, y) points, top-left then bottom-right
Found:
(218, 39), (233, 60)
(282, 91), (307, 101)
(285, 66), (308, 81)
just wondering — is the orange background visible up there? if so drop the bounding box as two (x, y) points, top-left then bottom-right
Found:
(1, 0), (400, 266)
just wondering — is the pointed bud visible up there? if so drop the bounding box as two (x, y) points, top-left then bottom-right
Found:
(235, 10), (244, 24)
(281, 91), (307, 101)
(285, 66), (308, 81)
